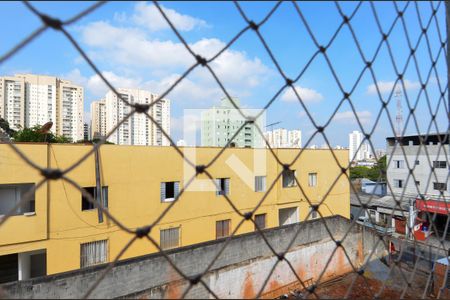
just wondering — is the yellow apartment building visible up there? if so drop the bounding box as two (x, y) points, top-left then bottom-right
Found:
(0, 143), (349, 283)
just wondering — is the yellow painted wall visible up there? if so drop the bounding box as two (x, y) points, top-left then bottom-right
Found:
(0, 143), (349, 276)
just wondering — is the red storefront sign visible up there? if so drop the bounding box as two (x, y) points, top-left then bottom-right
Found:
(416, 199), (450, 215)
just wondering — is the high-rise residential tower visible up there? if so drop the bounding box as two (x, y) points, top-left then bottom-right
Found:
(348, 130), (363, 162)
(0, 74), (84, 141)
(94, 88), (170, 145)
(201, 97), (265, 148)
(264, 128), (302, 148)
(90, 99), (107, 139)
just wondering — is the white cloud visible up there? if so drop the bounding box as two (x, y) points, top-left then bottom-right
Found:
(63, 68), (88, 86)
(281, 86), (324, 103)
(87, 71), (143, 98)
(366, 79), (420, 95)
(79, 20), (272, 103)
(333, 110), (372, 125)
(81, 21), (192, 69)
(132, 2), (208, 32)
(143, 73), (222, 105)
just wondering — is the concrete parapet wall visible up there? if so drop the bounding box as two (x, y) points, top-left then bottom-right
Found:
(1, 216), (384, 299)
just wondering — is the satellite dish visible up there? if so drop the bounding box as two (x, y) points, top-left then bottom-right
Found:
(39, 122), (53, 134)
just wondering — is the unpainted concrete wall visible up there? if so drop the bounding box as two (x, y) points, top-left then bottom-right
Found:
(1, 216), (384, 299)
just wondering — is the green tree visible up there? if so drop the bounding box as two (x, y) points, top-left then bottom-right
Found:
(12, 125), (71, 143)
(349, 155), (387, 181)
(0, 118), (16, 137)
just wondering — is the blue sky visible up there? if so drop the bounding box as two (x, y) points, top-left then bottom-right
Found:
(0, 1), (447, 150)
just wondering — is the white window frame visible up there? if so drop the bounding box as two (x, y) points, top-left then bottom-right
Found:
(254, 176), (266, 192)
(160, 227), (180, 250)
(394, 160), (404, 169)
(394, 179), (403, 188)
(216, 178), (230, 196)
(160, 181), (180, 202)
(308, 173), (318, 187)
(80, 240), (108, 268)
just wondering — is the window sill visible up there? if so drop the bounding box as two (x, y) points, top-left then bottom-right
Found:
(282, 185), (297, 189)
(24, 212), (36, 217)
(162, 198), (175, 203)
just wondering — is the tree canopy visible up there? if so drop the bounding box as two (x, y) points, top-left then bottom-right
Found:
(349, 155), (386, 182)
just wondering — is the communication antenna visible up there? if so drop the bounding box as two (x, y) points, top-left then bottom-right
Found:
(395, 87), (403, 137)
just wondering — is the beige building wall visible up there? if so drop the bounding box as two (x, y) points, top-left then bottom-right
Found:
(0, 76), (26, 130)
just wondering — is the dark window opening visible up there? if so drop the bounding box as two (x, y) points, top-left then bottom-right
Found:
(216, 178), (230, 196)
(282, 170), (296, 188)
(160, 181), (179, 202)
(82, 186), (108, 211)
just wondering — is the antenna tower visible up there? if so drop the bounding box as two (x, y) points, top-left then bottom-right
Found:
(395, 87), (403, 136)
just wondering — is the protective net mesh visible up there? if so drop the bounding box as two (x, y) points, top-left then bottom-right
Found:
(0, 1), (449, 299)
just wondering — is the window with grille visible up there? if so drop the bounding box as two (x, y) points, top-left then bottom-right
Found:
(254, 213), (266, 230)
(160, 181), (180, 202)
(216, 219), (231, 239)
(160, 227), (180, 250)
(254, 176), (266, 192)
(308, 173), (317, 187)
(433, 182), (447, 191)
(215, 178), (230, 196)
(433, 161), (447, 169)
(81, 186), (108, 211)
(80, 240), (108, 268)
(282, 170), (296, 188)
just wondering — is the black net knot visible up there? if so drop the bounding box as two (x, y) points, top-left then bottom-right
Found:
(41, 14), (63, 30)
(41, 168), (63, 180)
(136, 225), (151, 238)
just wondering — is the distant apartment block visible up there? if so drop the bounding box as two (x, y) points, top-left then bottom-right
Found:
(386, 133), (449, 200)
(0, 74), (84, 142)
(92, 88), (170, 145)
(348, 130), (372, 162)
(90, 99), (106, 139)
(264, 128), (302, 148)
(201, 97), (265, 148)
(349, 130), (363, 161)
(83, 123), (90, 141)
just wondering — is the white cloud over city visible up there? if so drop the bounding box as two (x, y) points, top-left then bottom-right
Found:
(281, 86), (324, 103)
(333, 110), (372, 125)
(75, 1), (274, 108)
(366, 79), (421, 95)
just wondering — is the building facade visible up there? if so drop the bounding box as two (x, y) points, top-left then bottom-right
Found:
(83, 123), (91, 141)
(201, 97), (265, 148)
(0, 144), (349, 281)
(0, 74), (84, 142)
(349, 130), (363, 162)
(264, 129), (302, 148)
(386, 133), (449, 200)
(90, 99), (106, 139)
(100, 88), (170, 145)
